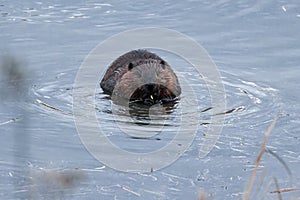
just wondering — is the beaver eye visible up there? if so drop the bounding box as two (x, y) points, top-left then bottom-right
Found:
(160, 60), (166, 69)
(128, 62), (134, 70)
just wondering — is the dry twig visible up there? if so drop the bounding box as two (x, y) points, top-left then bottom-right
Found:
(244, 114), (280, 200)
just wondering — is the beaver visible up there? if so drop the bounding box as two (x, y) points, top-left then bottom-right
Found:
(100, 49), (181, 105)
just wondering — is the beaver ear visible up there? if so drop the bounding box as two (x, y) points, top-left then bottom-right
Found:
(160, 60), (166, 69)
(128, 62), (134, 70)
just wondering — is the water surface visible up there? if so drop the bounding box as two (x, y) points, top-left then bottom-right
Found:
(1, 0), (300, 199)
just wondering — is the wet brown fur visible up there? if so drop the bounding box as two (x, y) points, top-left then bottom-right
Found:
(100, 49), (181, 103)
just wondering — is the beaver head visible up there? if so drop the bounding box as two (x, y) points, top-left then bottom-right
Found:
(112, 59), (181, 105)
(101, 49), (181, 105)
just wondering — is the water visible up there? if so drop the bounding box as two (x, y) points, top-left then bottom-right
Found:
(1, 0), (300, 199)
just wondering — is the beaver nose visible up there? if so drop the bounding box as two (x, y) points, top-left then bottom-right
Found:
(145, 84), (155, 91)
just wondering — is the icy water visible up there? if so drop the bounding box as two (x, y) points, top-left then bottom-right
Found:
(1, 0), (300, 199)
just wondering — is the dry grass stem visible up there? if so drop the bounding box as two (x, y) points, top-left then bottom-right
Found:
(270, 188), (300, 194)
(244, 114), (280, 200)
